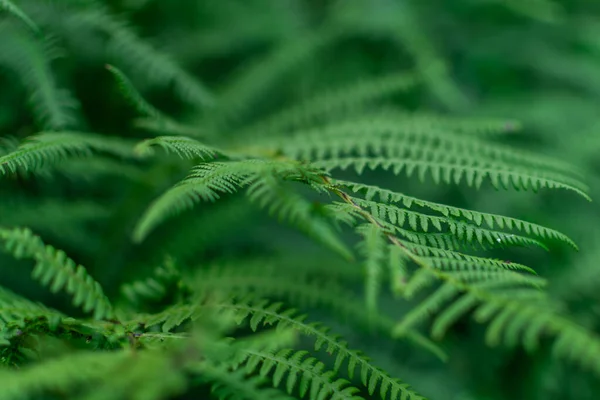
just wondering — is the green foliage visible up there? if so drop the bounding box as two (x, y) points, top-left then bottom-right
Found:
(0, 1), (599, 399)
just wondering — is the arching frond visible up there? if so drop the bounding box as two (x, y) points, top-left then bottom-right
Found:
(207, 298), (427, 400)
(238, 349), (362, 400)
(0, 227), (113, 320)
(236, 72), (419, 140)
(333, 180), (577, 249)
(0, 132), (133, 176)
(315, 157), (590, 200)
(195, 364), (296, 400)
(133, 159), (325, 242)
(0, 22), (79, 130)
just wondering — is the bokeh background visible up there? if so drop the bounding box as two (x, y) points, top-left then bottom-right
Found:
(1, 1), (600, 399)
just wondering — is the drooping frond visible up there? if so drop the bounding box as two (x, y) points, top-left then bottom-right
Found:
(236, 72), (420, 140)
(195, 363), (296, 400)
(237, 349), (363, 400)
(348, 197), (550, 251)
(207, 297), (427, 400)
(78, 2), (214, 108)
(333, 179), (577, 249)
(0, 0), (38, 32)
(272, 116), (584, 181)
(315, 157), (589, 200)
(105, 64), (201, 137)
(245, 172), (352, 260)
(191, 264), (446, 362)
(105, 64), (166, 120)
(133, 159), (325, 241)
(0, 227), (113, 320)
(0, 132), (134, 176)
(0, 22), (79, 130)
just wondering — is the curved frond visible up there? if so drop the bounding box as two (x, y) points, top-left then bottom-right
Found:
(134, 136), (223, 160)
(0, 22), (79, 130)
(334, 180), (577, 249)
(238, 349), (362, 400)
(133, 160), (324, 242)
(0, 227), (113, 320)
(195, 364), (296, 400)
(0, 132), (133, 176)
(315, 157), (590, 200)
(208, 298), (427, 400)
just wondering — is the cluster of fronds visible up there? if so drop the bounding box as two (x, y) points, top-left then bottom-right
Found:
(0, 1), (599, 399)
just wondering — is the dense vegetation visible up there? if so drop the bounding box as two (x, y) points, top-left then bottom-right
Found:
(1, 1), (599, 399)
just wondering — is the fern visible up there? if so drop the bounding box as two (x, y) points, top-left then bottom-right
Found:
(0, 22), (79, 130)
(0, 227), (113, 320)
(207, 297), (427, 400)
(0, 1), (598, 399)
(0, 132), (133, 176)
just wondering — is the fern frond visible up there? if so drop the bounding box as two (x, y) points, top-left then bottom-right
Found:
(0, 227), (113, 320)
(236, 72), (419, 140)
(192, 265), (447, 361)
(389, 242), (600, 376)
(275, 116), (584, 180)
(105, 64), (203, 137)
(81, 4), (213, 108)
(133, 159), (324, 241)
(0, 23), (79, 130)
(0, 350), (131, 399)
(0, 132), (133, 176)
(134, 136), (223, 160)
(0, 0), (38, 32)
(315, 157), (590, 200)
(209, 298), (426, 400)
(238, 349), (362, 400)
(195, 363), (296, 400)
(105, 64), (166, 120)
(245, 173), (352, 260)
(350, 197), (550, 251)
(356, 224), (386, 311)
(334, 179), (577, 249)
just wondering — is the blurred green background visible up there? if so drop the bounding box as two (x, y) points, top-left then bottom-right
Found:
(1, 1), (600, 399)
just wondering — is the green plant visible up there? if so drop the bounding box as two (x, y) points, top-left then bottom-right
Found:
(0, 1), (599, 399)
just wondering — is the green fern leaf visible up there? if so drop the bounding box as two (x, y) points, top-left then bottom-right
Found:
(0, 132), (133, 176)
(134, 136), (223, 160)
(210, 298), (427, 400)
(196, 364), (296, 400)
(356, 224), (386, 311)
(316, 157), (590, 200)
(333, 180), (577, 249)
(0, 227), (113, 320)
(239, 348), (363, 400)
